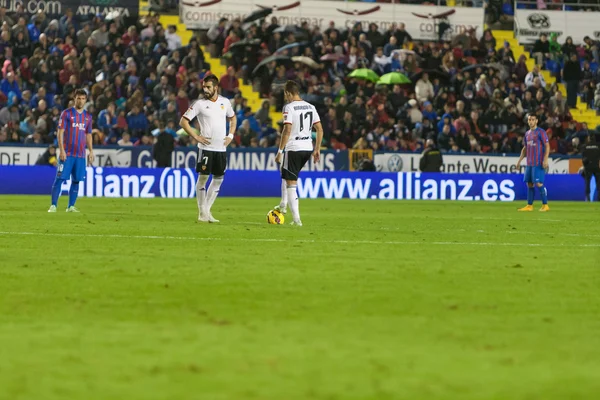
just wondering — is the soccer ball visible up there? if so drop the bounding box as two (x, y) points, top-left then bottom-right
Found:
(267, 209), (285, 225)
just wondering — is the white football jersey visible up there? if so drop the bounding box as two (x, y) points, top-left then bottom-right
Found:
(282, 100), (320, 152)
(183, 95), (234, 152)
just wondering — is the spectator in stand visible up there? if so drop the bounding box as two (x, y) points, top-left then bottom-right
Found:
(549, 90), (568, 117)
(562, 53), (582, 109)
(207, 18), (227, 57)
(220, 66), (239, 98)
(525, 65), (547, 88)
(562, 36), (577, 58)
(118, 132), (134, 147)
(583, 36), (599, 65)
(98, 103), (118, 136)
(407, 99), (423, 125)
(415, 72), (434, 103)
(159, 101), (179, 126)
(383, 36), (399, 57)
(238, 119), (257, 147)
(532, 34), (550, 66)
(91, 23), (109, 48)
(165, 25), (182, 51)
(127, 105), (149, 137)
(0, 102), (19, 126)
(1, 72), (21, 100)
(223, 30), (239, 54)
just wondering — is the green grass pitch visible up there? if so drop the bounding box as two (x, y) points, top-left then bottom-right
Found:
(1, 196), (599, 400)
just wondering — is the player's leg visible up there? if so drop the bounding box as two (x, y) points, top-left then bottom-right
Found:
(66, 157), (86, 212)
(281, 151), (300, 224)
(196, 150), (210, 222)
(283, 151), (311, 225)
(49, 157), (74, 212)
(205, 152), (226, 223)
(518, 167), (535, 211)
(274, 157), (287, 213)
(274, 178), (288, 214)
(584, 169), (592, 201)
(536, 167), (549, 211)
(593, 170), (600, 201)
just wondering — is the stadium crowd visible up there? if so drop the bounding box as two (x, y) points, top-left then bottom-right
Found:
(210, 11), (599, 156)
(0, 3), (598, 161)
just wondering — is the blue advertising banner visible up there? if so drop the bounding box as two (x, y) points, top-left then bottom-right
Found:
(0, 166), (595, 201)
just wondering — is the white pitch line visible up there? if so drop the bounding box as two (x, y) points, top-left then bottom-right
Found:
(0, 231), (599, 248)
(505, 230), (600, 238)
(471, 216), (564, 222)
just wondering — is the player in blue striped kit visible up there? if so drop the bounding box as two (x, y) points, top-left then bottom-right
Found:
(48, 89), (95, 212)
(516, 114), (550, 212)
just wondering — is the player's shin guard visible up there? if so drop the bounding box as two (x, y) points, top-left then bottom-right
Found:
(196, 175), (209, 214)
(51, 178), (64, 206)
(286, 184), (300, 222)
(206, 176), (224, 211)
(527, 186), (535, 205)
(280, 179), (288, 208)
(68, 181), (80, 207)
(539, 185), (548, 204)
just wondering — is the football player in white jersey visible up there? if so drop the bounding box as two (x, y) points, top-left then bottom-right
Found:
(275, 81), (324, 226)
(179, 74), (237, 223)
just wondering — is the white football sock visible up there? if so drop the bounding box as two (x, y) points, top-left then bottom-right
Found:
(206, 176), (224, 212)
(196, 175), (209, 215)
(286, 184), (300, 222)
(280, 179), (288, 208)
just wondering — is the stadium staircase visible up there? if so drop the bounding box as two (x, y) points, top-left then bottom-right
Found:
(139, 3), (283, 125)
(492, 30), (600, 129)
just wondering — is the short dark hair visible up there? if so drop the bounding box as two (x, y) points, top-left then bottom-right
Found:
(284, 80), (300, 95)
(203, 74), (219, 86)
(527, 113), (538, 120)
(74, 89), (87, 98)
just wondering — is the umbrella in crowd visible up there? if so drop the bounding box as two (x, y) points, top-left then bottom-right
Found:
(228, 38), (262, 52)
(292, 56), (320, 69)
(390, 49), (422, 62)
(320, 53), (345, 62)
(487, 62), (510, 81)
(252, 55), (292, 75)
(377, 72), (411, 85)
(273, 25), (308, 39)
(461, 63), (490, 75)
(242, 8), (272, 24)
(410, 69), (451, 83)
(347, 68), (380, 82)
(275, 41), (309, 55)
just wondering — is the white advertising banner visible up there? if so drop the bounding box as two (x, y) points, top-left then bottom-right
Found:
(514, 10), (600, 45)
(374, 153), (571, 174)
(181, 0), (485, 41)
(0, 146), (132, 167)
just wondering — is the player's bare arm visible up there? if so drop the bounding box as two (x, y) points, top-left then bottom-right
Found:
(543, 142), (550, 169)
(225, 114), (237, 146)
(276, 123), (292, 164)
(86, 132), (94, 166)
(516, 145), (526, 170)
(57, 128), (66, 162)
(313, 121), (324, 163)
(180, 116), (210, 145)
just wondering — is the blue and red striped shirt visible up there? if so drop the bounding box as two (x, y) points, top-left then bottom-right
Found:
(525, 127), (549, 166)
(59, 108), (93, 158)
